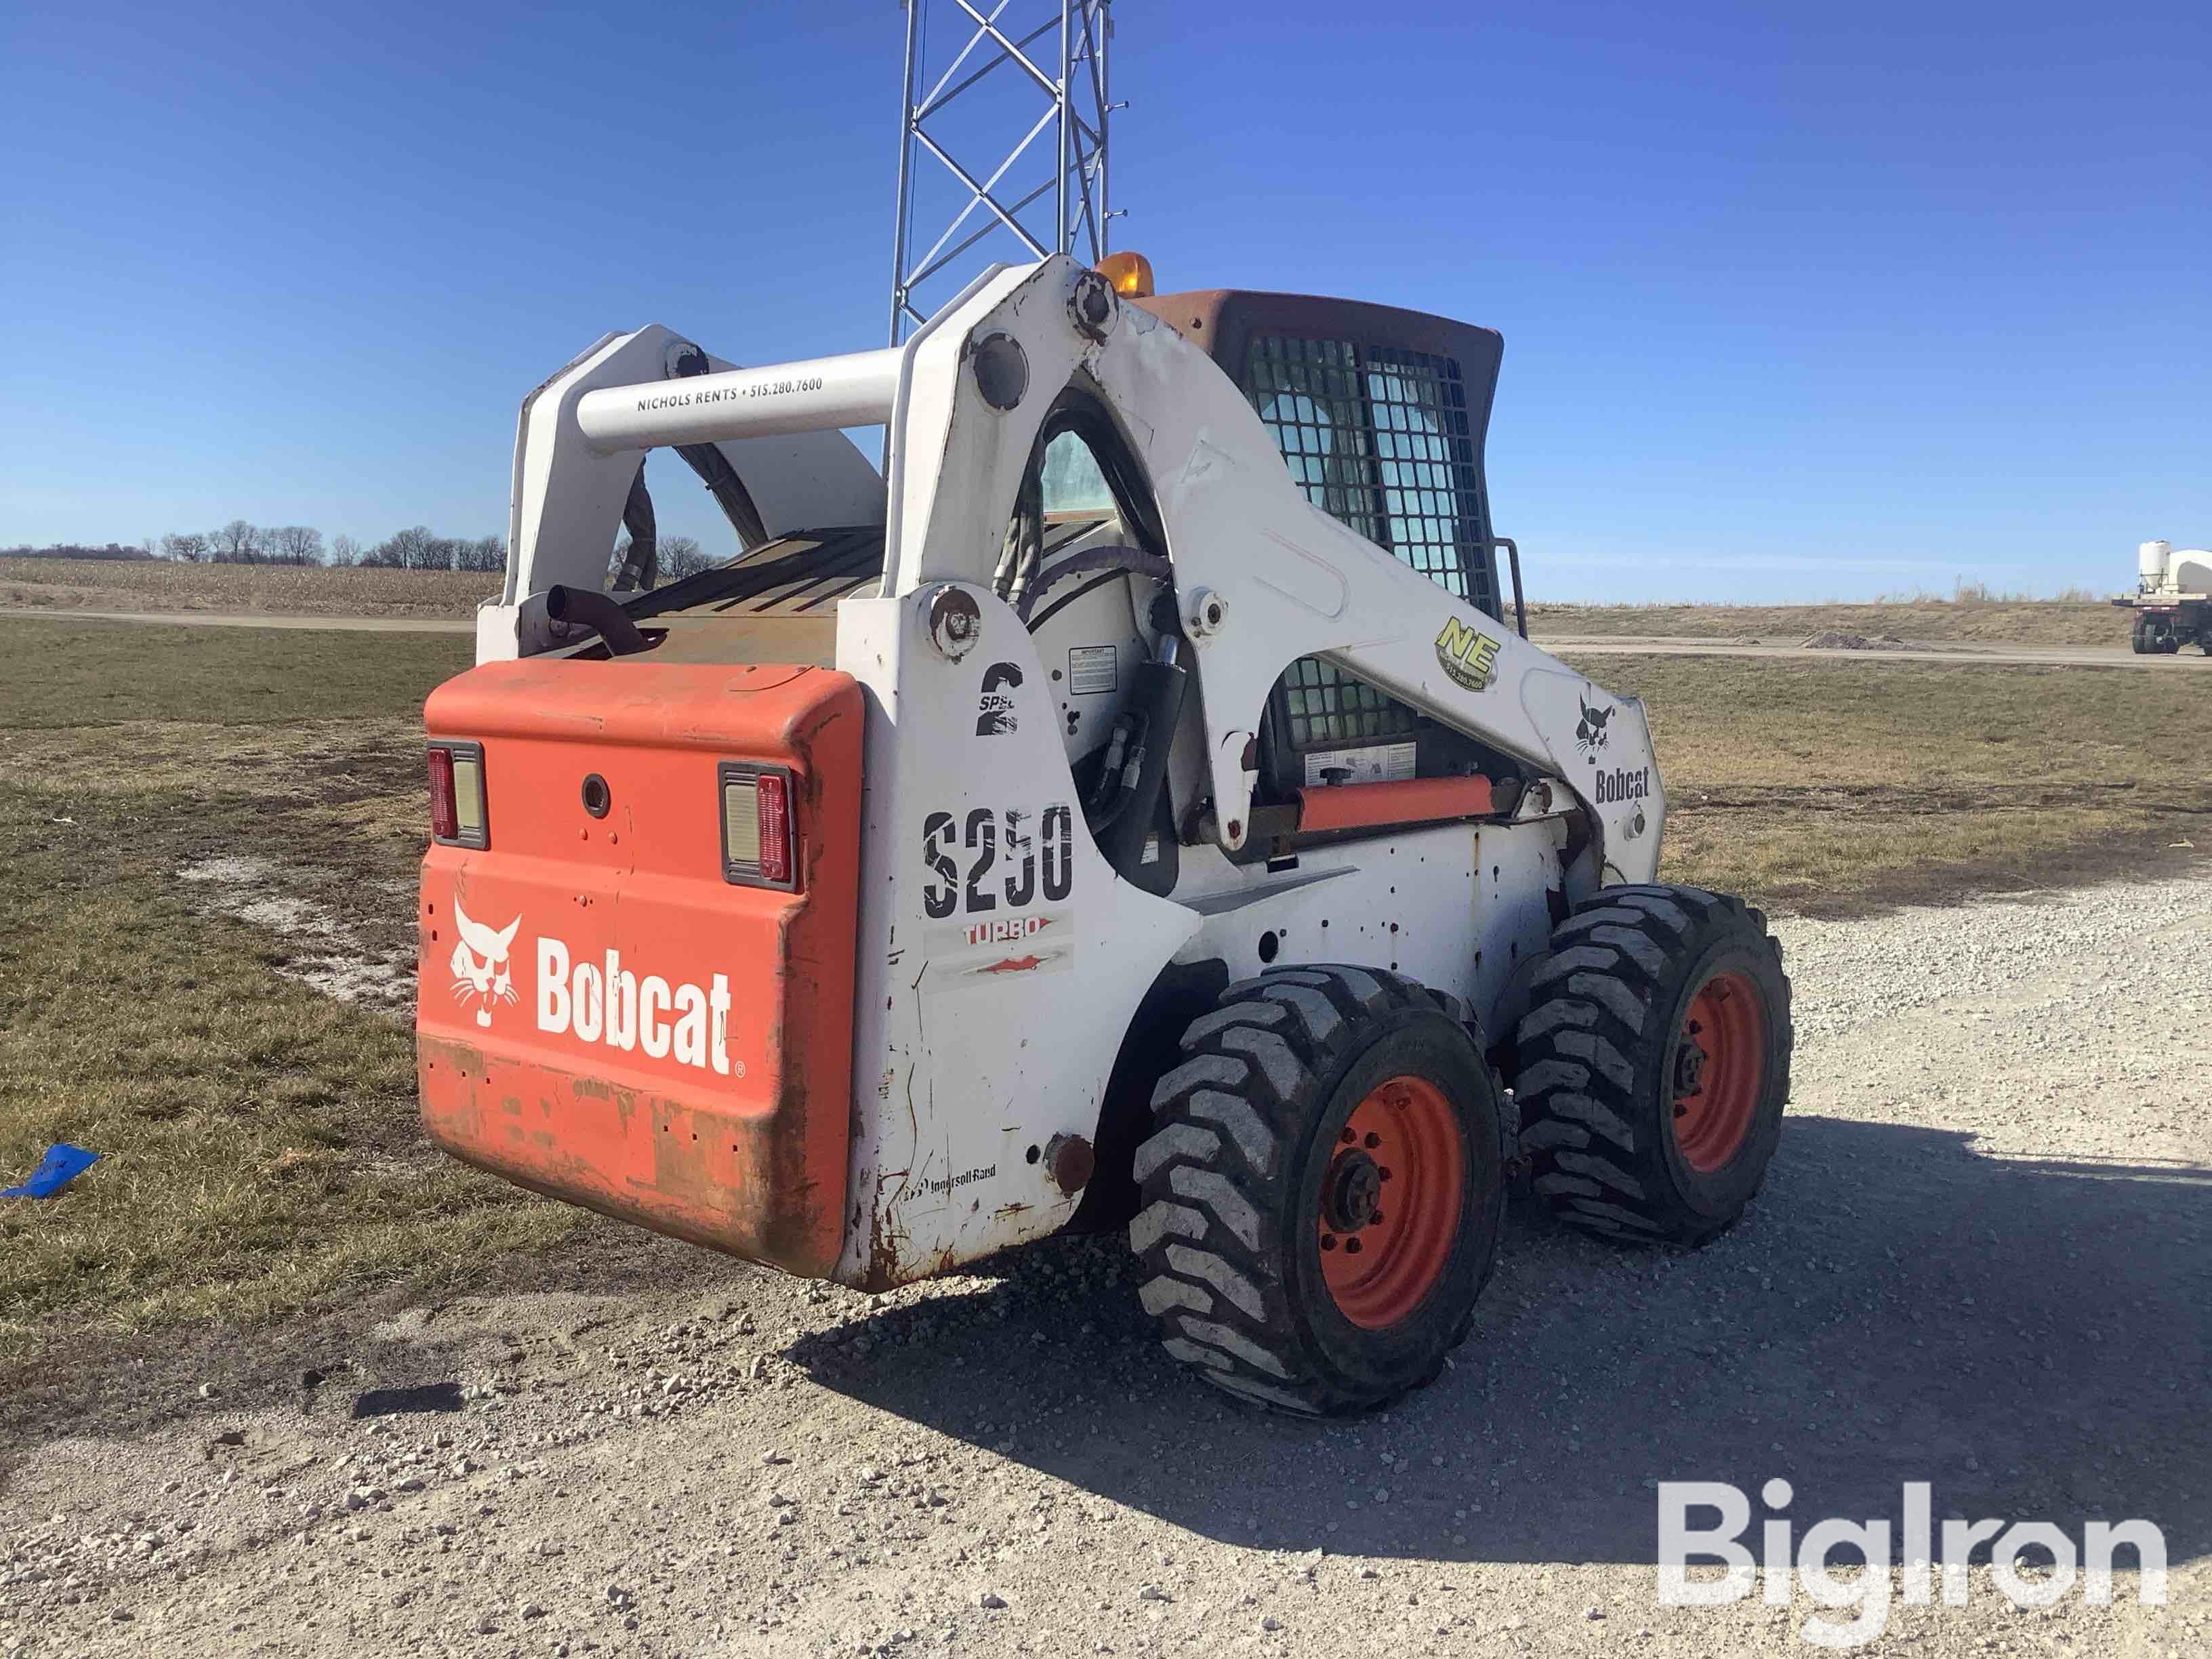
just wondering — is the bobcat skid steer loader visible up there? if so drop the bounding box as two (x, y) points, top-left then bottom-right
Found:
(417, 254), (1793, 1414)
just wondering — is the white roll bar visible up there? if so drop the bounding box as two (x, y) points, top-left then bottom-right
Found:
(573, 346), (903, 453)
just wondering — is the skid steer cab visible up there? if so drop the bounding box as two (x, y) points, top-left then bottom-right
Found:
(417, 255), (1792, 1414)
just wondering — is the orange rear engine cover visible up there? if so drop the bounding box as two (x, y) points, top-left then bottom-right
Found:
(416, 659), (861, 1278)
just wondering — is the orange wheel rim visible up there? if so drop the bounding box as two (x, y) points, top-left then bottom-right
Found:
(1317, 1075), (1464, 1330)
(1671, 969), (1766, 1173)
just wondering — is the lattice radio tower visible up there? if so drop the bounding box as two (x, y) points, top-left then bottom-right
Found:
(888, 1), (1118, 344)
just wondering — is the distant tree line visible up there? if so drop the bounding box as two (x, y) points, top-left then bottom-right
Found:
(139, 521), (509, 571)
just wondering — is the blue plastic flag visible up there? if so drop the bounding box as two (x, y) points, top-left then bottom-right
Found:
(2, 1144), (101, 1199)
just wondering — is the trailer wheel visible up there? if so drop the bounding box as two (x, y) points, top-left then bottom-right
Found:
(2130, 616), (2150, 654)
(1131, 966), (1504, 1415)
(1515, 885), (1791, 1246)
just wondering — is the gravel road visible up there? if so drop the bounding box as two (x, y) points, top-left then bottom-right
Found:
(4, 876), (2207, 1658)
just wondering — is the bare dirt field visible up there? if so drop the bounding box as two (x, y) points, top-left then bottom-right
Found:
(1, 617), (2205, 1658)
(0, 559), (492, 621)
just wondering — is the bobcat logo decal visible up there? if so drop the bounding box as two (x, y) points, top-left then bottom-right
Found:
(1576, 694), (1614, 756)
(449, 899), (521, 1027)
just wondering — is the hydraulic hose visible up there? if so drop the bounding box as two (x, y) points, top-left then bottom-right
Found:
(1090, 635), (1189, 882)
(1015, 544), (1176, 625)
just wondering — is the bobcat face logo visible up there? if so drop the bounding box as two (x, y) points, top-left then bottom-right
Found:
(1576, 695), (1614, 756)
(449, 899), (520, 1028)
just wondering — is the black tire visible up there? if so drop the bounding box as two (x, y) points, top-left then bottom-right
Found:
(2130, 616), (2150, 654)
(1130, 966), (1505, 1416)
(1515, 884), (1792, 1246)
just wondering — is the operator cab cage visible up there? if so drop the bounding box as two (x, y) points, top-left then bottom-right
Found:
(1136, 291), (1512, 839)
(1138, 289), (1507, 620)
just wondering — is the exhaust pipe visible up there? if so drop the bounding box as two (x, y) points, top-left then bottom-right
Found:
(544, 585), (649, 657)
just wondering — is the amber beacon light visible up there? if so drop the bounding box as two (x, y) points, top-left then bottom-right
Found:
(1096, 250), (1154, 298)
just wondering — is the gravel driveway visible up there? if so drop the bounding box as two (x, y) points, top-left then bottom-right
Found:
(3, 876), (2207, 1658)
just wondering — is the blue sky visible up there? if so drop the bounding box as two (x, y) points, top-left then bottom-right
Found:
(3, 1), (2205, 601)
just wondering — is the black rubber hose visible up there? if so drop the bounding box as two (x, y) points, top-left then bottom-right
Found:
(545, 584), (649, 657)
(1015, 545), (1175, 624)
(613, 466), (658, 591)
(1091, 655), (1189, 880)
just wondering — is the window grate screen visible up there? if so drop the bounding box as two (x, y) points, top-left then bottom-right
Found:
(1243, 333), (1494, 611)
(1277, 656), (1418, 749)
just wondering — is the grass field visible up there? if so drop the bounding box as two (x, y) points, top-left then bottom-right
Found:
(1575, 653), (2208, 912)
(0, 556), (493, 619)
(0, 617), (2201, 1363)
(0, 619), (574, 1363)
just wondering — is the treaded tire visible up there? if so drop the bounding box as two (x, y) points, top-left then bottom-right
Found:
(1130, 966), (1504, 1416)
(1515, 884), (1792, 1246)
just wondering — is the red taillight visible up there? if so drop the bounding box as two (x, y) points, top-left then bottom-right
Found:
(428, 747), (458, 841)
(756, 772), (792, 885)
(427, 742), (489, 846)
(720, 762), (798, 890)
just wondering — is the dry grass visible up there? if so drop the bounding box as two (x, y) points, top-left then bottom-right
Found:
(0, 557), (493, 620)
(0, 617), (2200, 1363)
(0, 617), (575, 1361)
(1568, 653), (2210, 914)
(1530, 598), (2123, 648)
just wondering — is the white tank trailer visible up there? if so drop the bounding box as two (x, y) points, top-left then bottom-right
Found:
(2115, 539), (2212, 654)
